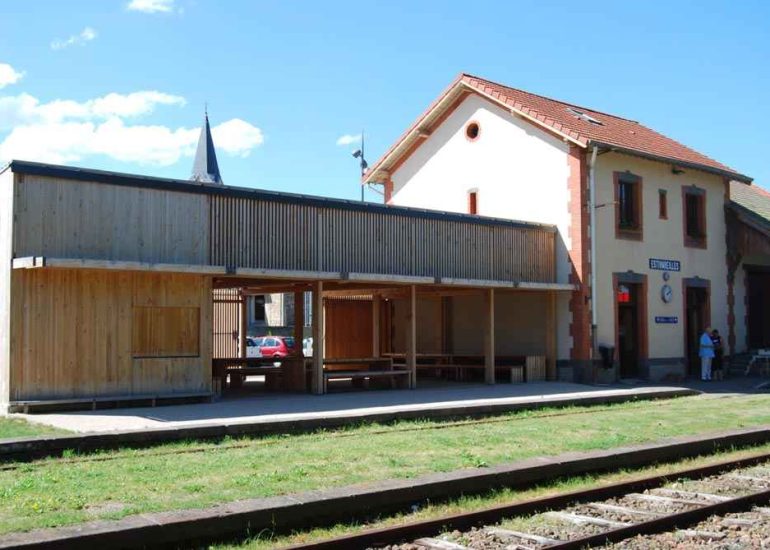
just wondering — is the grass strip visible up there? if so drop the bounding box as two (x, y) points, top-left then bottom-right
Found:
(0, 417), (65, 441)
(0, 394), (768, 535)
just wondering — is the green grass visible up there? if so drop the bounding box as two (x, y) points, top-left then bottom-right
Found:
(0, 417), (65, 440)
(219, 442), (770, 549)
(0, 394), (769, 536)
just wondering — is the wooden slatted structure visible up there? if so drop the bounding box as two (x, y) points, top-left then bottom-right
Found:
(0, 161), (563, 408)
(213, 288), (240, 358)
(210, 196), (555, 283)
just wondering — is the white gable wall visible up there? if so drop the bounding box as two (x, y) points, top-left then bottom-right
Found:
(390, 94), (572, 281)
(389, 94), (574, 361)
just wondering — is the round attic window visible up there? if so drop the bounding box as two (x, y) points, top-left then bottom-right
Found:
(465, 121), (480, 141)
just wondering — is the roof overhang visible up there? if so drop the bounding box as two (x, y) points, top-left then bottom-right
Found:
(589, 140), (753, 184)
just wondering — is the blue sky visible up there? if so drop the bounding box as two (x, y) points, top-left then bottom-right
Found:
(1, 0), (768, 199)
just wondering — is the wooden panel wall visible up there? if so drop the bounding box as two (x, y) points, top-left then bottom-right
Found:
(9, 269), (212, 401)
(325, 298), (373, 367)
(210, 196), (556, 283)
(13, 175), (210, 264)
(132, 307), (200, 357)
(0, 171), (14, 408)
(213, 288), (240, 358)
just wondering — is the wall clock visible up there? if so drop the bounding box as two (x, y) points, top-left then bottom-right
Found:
(661, 284), (673, 303)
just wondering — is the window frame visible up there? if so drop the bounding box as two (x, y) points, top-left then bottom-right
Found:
(468, 189), (478, 215)
(682, 185), (707, 249)
(658, 189), (668, 220)
(614, 171), (643, 241)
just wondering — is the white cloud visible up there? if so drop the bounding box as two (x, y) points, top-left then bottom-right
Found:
(0, 91), (186, 131)
(212, 119), (264, 157)
(336, 133), (361, 146)
(0, 89), (264, 166)
(126, 0), (175, 13)
(51, 27), (97, 50)
(0, 63), (24, 88)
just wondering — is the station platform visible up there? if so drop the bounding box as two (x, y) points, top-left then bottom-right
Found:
(12, 379), (751, 434)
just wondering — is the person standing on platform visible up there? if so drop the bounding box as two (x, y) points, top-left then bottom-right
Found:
(711, 329), (724, 381)
(699, 327), (715, 381)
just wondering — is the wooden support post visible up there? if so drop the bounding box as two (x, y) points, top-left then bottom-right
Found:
(238, 291), (248, 358)
(311, 281), (324, 395)
(546, 290), (557, 381)
(287, 290), (305, 391)
(372, 294), (381, 357)
(406, 285), (417, 389)
(484, 288), (495, 384)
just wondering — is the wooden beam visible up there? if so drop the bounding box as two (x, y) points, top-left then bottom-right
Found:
(238, 292), (248, 359)
(347, 272), (435, 285)
(406, 285), (417, 388)
(12, 257), (228, 275)
(440, 277), (515, 289)
(517, 282), (576, 292)
(287, 290), (306, 392)
(484, 288), (495, 384)
(235, 267), (342, 281)
(372, 295), (381, 357)
(546, 290), (557, 381)
(311, 281), (324, 395)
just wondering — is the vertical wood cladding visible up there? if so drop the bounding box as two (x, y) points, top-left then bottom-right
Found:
(13, 175), (210, 264)
(210, 196), (556, 283)
(9, 269), (212, 400)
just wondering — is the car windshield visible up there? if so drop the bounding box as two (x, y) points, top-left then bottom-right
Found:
(283, 337), (295, 348)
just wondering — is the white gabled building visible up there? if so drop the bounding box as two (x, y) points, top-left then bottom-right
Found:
(365, 73), (756, 382)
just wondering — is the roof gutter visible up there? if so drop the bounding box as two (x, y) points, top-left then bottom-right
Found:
(588, 140), (752, 184)
(588, 145), (598, 344)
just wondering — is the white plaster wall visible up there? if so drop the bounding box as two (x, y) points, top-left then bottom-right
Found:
(593, 152), (729, 360)
(389, 94), (572, 359)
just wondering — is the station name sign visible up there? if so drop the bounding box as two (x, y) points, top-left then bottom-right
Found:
(655, 316), (679, 324)
(649, 258), (681, 272)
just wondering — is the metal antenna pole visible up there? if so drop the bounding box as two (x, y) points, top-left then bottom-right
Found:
(360, 131), (365, 202)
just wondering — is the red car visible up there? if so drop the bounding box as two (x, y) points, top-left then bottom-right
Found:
(254, 336), (295, 357)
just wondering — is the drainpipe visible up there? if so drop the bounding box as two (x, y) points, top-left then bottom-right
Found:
(588, 145), (598, 360)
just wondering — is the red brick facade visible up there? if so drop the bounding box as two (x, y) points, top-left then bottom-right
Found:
(567, 145), (592, 361)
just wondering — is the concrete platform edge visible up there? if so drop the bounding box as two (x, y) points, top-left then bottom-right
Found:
(0, 388), (698, 462)
(1, 424), (770, 549)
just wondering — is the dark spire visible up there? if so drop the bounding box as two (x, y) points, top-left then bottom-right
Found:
(191, 110), (223, 184)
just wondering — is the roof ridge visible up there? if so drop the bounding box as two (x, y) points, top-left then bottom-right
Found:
(461, 72), (640, 123)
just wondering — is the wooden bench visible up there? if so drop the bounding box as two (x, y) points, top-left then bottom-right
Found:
(423, 364), (525, 383)
(9, 391), (214, 414)
(323, 369), (410, 392)
(225, 366), (284, 390)
(320, 357), (408, 392)
(214, 357), (304, 391)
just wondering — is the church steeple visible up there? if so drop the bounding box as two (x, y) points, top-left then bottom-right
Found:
(191, 110), (223, 185)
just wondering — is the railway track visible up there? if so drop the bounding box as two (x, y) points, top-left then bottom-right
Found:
(283, 452), (770, 550)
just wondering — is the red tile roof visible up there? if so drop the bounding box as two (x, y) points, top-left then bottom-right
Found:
(365, 73), (751, 184)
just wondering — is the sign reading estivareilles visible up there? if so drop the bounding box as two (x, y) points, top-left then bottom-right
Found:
(649, 258), (681, 272)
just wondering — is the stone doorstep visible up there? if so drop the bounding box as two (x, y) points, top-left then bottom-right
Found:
(0, 388), (699, 461)
(1, 426), (770, 549)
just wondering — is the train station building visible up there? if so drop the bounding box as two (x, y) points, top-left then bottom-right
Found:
(0, 74), (767, 412)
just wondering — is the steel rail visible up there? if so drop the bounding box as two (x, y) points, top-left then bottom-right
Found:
(280, 451), (770, 550)
(548, 488), (770, 549)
